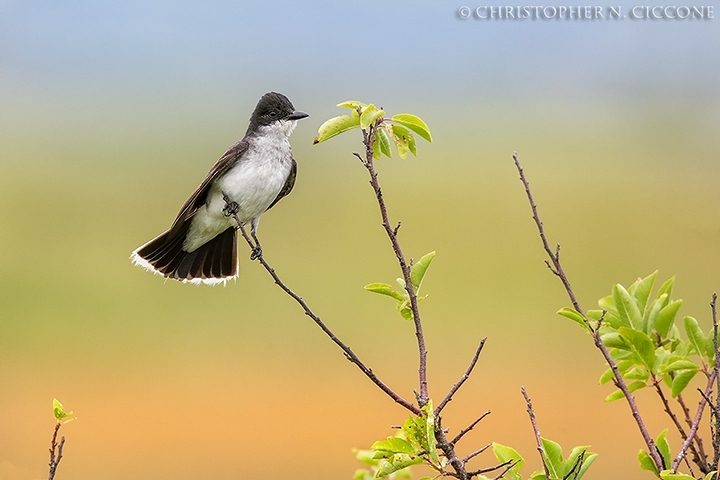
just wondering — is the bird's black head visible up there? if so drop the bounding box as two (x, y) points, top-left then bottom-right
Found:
(246, 92), (308, 136)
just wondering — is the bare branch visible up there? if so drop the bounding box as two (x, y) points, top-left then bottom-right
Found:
(521, 387), (551, 480)
(463, 443), (492, 464)
(363, 143), (429, 407)
(451, 411), (492, 445)
(672, 371), (718, 471)
(435, 338), (487, 415)
(512, 152), (665, 472)
(48, 423), (65, 480)
(223, 194), (420, 415)
(467, 459), (513, 476)
(712, 292), (720, 471)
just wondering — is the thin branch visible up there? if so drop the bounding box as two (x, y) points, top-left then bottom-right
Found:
(451, 411), (492, 445)
(463, 443), (492, 464)
(222, 194), (420, 415)
(521, 387), (551, 480)
(467, 459), (514, 476)
(672, 370), (718, 471)
(435, 418), (471, 480)
(652, 380), (708, 472)
(712, 292), (720, 471)
(435, 338), (487, 415)
(512, 152), (665, 472)
(48, 423), (65, 480)
(363, 124), (429, 407)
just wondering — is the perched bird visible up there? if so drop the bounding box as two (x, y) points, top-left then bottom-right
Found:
(131, 92), (308, 285)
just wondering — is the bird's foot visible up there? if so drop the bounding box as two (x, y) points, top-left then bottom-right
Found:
(250, 244), (263, 260)
(223, 201), (239, 217)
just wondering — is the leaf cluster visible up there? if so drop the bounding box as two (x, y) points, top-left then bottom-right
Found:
(313, 101), (432, 159)
(365, 252), (435, 320)
(355, 403), (443, 480)
(475, 441), (596, 480)
(558, 272), (719, 476)
(52, 398), (75, 425)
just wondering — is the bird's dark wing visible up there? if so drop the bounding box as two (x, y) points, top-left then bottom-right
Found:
(267, 158), (297, 211)
(167, 139), (250, 236)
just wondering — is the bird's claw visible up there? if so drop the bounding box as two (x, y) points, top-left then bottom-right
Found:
(223, 201), (239, 217)
(250, 245), (262, 260)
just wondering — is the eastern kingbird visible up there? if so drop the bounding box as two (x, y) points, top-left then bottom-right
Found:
(131, 92), (308, 285)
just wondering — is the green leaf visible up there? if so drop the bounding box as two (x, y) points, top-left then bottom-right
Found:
(605, 381), (645, 402)
(660, 359), (698, 374)
(577, 452), (598, 479)
(656, 300), (683, 338)
(638, 450), (660, 476)
(645, 294), (668, 334)
(52, 398), (73, 422)
(375, 127), (392, 158)
(671, 369), (698, 397)
(375, 453), (422, 478)
(631, 271), (657, 314)
(614, 284), (643, 330)
(541, 438), (563, 478)
(337, 100), (368, 110)
(660, 471), (696, 480)
(703, 472), (718, 480)
(364, 283), (405, 302)
(684, 316), (707, 358)
(371, 437), (415, 456)
(313, 112), (360, 144)
(618, 327), (656, 371)
(410, 252), (435, 293)
(529, 473), (547, 480)
(391, 114), (432, 142)
(360, 104), (385, 130)
(599, 368), (615, 385)
(601, 332), (628, 350)
(492, 443), (524, 480)
(557, 307), (590, 330)
(657, 277), (675, 307)
(355, 449), (380, 467)
(422, 402), (440, 465)
(656, 429), (671, 468)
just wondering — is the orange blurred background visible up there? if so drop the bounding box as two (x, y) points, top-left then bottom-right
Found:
(1, 2), (719, 479)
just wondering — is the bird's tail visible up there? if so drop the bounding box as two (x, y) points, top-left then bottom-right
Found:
(130, 220), (238, 285)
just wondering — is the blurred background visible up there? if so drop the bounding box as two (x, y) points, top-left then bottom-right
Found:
(1, 1), (719, 479)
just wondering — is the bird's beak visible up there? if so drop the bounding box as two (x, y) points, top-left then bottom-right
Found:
(288, 111), (309, 121)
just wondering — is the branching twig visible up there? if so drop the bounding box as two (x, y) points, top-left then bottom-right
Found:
(712, 292), (720, 472)
(467, 459), (514, 476)
(222, 194), (420, 415)
(521, 387), (551, 480)
(360, 122), (429, 407)
(512, 152), (665, 472)
(463, 443), (492, 464)
(672, 371), (717, 471)
(451, 411), (492, 445)
(436, 338), (487, 415)
(48, 423), (65, 480)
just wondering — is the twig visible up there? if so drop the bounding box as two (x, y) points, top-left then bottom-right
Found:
(672, 371), (718, 471)
(362, 124), (429, 407)
(467, 459), (514, 476)
(463, 443), (492, 463)
(48, 423), (65, 480)
(435, 338), (487, 415)
(451, 411), (492, 445)
(712, 292), (720, 471)
(652, 381), (707, 472)
(223, 194), (420, 415)
(512, 152), (665, 472)
(521, 387), (551, 480)
(435, 418), (472, 480)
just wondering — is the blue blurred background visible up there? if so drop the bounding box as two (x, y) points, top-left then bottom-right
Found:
(1, 1), (719, 479)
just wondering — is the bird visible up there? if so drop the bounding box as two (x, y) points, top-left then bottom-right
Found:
(130, 92), (308, 285)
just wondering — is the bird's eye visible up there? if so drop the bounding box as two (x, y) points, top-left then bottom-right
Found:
(268, 111), (277, 117)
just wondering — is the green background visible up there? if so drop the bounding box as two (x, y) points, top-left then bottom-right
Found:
(1, 1), (719, 479)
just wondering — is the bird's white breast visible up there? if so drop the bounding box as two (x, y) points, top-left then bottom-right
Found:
(183, 122), (295, 252)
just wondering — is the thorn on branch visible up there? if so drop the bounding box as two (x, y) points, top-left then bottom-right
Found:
(393, 221), (401, 236)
